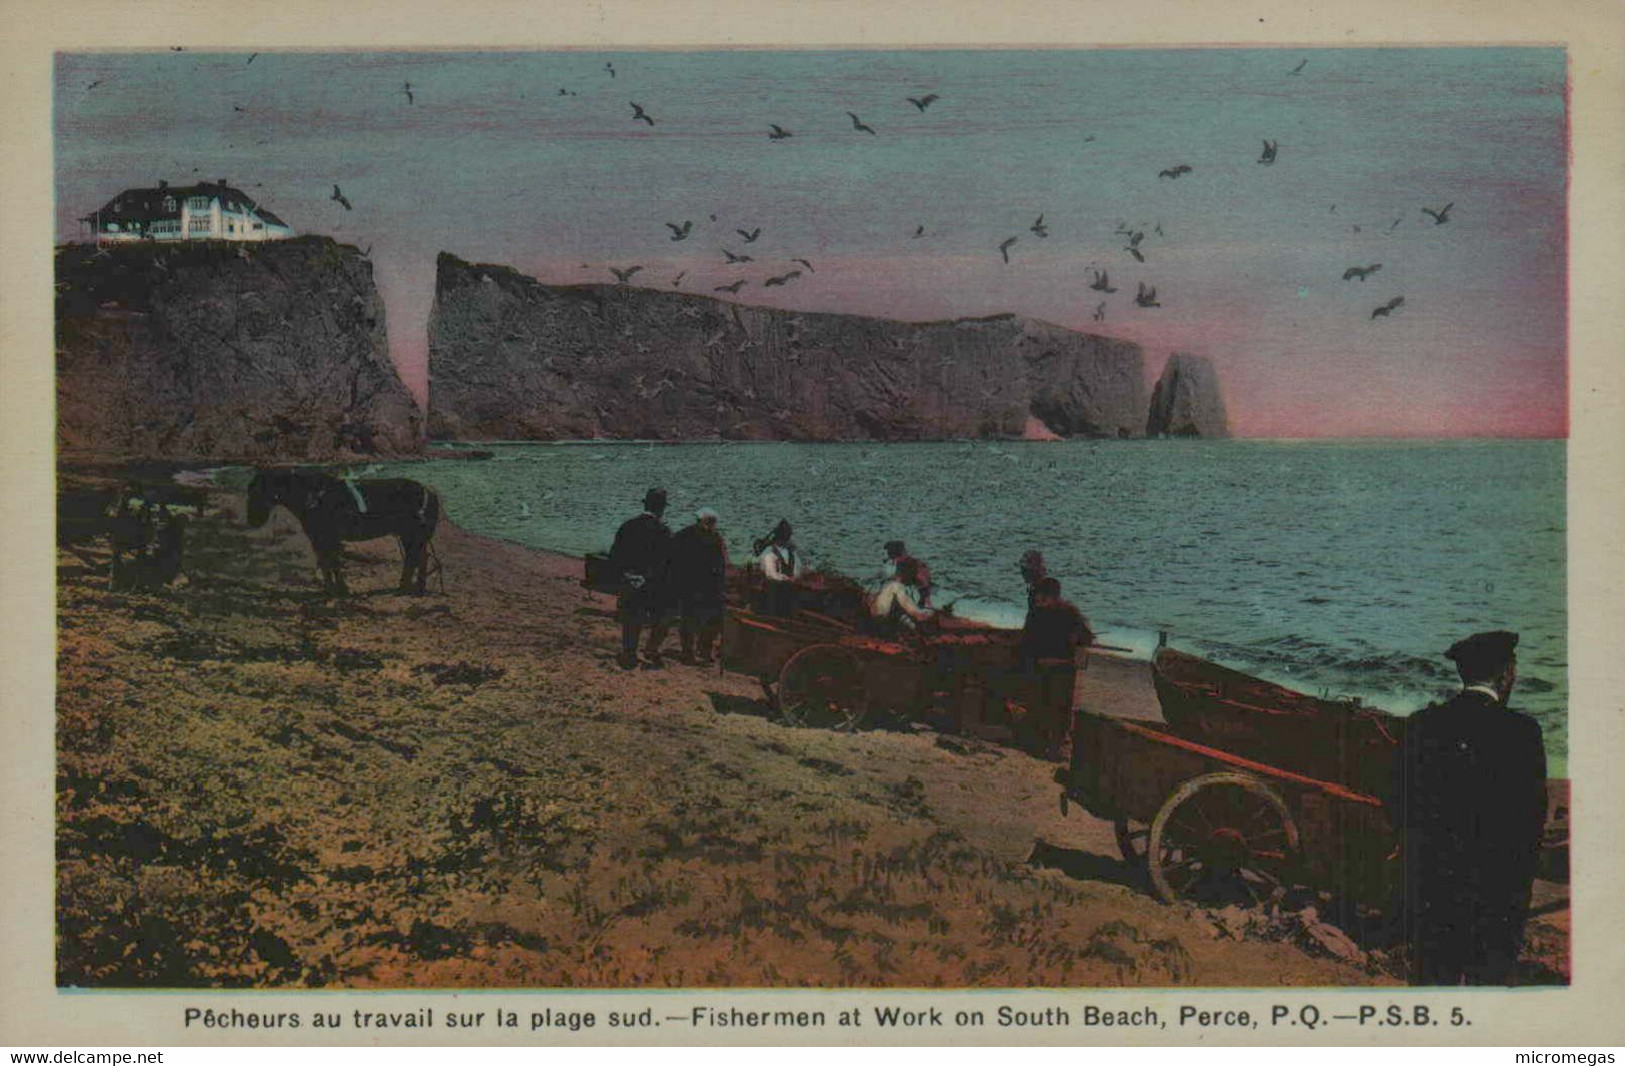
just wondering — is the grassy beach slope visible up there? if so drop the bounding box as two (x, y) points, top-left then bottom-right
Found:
(58, 477), (1551, 989)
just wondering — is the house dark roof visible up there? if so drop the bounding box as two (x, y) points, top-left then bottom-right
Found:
(82, 181), (288, 227)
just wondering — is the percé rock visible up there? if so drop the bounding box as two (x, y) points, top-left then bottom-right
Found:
(55, 237), (422, 462)
(427, 253), (1149, 441)
(1146, 352), (1230, 438)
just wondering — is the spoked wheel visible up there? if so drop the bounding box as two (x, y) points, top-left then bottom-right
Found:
(1115, 818), (1150, 867)
(1147, 772), (1299, 907)
(777, 644), (870, 732)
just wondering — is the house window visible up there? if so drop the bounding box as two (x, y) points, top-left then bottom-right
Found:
(163, 197), (176, 212)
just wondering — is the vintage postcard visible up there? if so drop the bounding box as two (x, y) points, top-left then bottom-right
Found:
(3, 0), (1624, 1049)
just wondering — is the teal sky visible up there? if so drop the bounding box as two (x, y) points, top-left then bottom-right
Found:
(55, 47), (1568, 437)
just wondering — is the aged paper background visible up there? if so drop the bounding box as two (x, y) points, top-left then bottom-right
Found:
(2, 0), (1622, 1047)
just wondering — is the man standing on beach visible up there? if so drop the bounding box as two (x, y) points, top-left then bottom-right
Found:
(1018, 576), (1094, 667)
(1398, 630), (1547, 985)
(609, 488), (672, 669)
(671, 507), (729, 665)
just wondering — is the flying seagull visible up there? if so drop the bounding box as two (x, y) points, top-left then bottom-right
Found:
(402, 82), (414, 105)
(1422, 202), (1454, 225)
(665, 220), (693, 241)
(792, 258), (815, 273)
(1030, 215), (1049, 238)
(1092, 301), (1106, 322)
(846, 111), (877, 135)
(736, 227), (761, 243)
(630, 102), (654, 126)
(1159, 164), (1193, 179)
(605, 62), (616, 78)
(715, 279), (747, 293)
(764, 270), (802, 287)
(1089, 269), (1117, 293)
(1135, 283), (1161, 308)
(912, 224), (925, 238)
(906, 94), (940, 112)
(1342, 264), (1382, 281)
(998, 236), (1018, 263)
(610, 266), (644, 284)
(672, 271), (687, 288)
(1258, 139), (1278, 165)
(723, 249), (753, 264)
(1289, 58), (1308, 75)
(246, 52), (258, 66)
(330, 185), (352, 210)
(1124, 245), (1145, 263)
(768, 124), (793, 140)
(1370, 296), (1405, 319)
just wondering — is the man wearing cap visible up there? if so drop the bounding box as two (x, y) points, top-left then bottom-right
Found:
(608, 488), (673, 669)
(754, 518), (803, 617)
(1018, 576), (1094, 667)
(881, 540), (933, 608)
(670, 507), (729, 665)
(1398, 630), (1547, 985)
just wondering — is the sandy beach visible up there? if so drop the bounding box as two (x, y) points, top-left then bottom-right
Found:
(53, 473), (1568, 988)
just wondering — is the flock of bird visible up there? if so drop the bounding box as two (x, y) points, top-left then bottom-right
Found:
(97, 51), (1464, 328)
(549, 55), (1461, 325)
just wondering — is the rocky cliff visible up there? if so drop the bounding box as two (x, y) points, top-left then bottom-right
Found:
(428, 254), (1150, 441)
(55, 237), (422, 462)
(1146, 352), (1231, 438)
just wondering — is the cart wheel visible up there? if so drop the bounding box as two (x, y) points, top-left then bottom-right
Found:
(1115, 818), (1150, 867)
(778, 644), (869, 732)
(1147, 771), (1299, 907)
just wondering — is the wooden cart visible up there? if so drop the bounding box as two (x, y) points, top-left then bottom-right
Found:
(721, 606), (1081, 757)
(1061, 709), (1401, 908)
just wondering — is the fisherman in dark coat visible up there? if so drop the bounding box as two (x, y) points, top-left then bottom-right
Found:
(1013, 576), (1092, 760)
(670, 507), (729, 665)
(1398, 630), (1547, 985)
(1018, 576), (1094, 667)
(609, 488), (672, 669)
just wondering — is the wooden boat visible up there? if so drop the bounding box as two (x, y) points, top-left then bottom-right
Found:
(1151, 647), (1405, 797)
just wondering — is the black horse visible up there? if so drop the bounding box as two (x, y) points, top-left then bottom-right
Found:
(246, 469), (441, 595)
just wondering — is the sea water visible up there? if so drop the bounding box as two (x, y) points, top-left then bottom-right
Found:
(365, 439), (1567, 768)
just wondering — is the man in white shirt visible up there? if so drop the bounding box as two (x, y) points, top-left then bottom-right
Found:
(756, 518), (802, 616)
(869, 558), (934, 633)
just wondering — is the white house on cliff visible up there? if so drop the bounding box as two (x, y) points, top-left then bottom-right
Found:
(82, 179), (293, 243)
